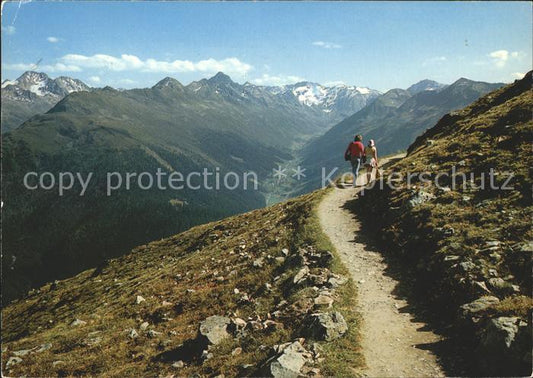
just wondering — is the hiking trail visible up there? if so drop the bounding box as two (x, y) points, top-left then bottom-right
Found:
(317, 155), (445, 377)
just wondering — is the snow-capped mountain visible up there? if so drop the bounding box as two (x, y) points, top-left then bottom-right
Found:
(2, 72), (90, 133)
(265, 81), (381, 119)
(2, 71), (90, 101)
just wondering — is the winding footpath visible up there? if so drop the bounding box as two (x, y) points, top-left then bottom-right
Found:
(317, 157), (445, 377)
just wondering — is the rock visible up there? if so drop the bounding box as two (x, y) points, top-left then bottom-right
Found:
(52, 360), (66, 367)
(482, 317), (520, 349)
(265, 283), (273, 291)
(327, 275), (348, 288)
(147, 329), (162, 338)
(199, 316), (231, 345)
(233, 288), (240, 294)
(162, 300), (173, 306)
(406, 190), (436, 209)
(201, 349), (214, 361)
(253, 257), (265, 268)
(128, 329), (139, 339)
(136, 295), (146, 304)
(264, 341), (308, 378)
(275, 256), (286, 264)
(232, 317), (247, 329)
(231, 347), (243, 356)
(6, 356), (23, 368)
(487, 278), (515, 295)
(263, 320), (283, 331)
(12, 346), (40, 357)
(304, 312), (348, 341)
(426, 139), (436, 147)
(444, 255), (460, 262)
(281, 248), (289, 256)
(70, 318), (87, 327)
(172, 360), (185, 368)
(314, 294), (334, 308)
(460, 296), (500, 317)
(485, 240), (501, 248)
(36, 343), (52, 353)
(140, 321), (150, 331)
(459, 260), (476, 272)
(293, 266), (310, 285)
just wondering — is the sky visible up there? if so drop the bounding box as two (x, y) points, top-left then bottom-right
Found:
(1, 1), (531, 92)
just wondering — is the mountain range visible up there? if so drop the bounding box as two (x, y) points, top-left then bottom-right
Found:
(298, 77), (504, 191)
(1, 71), (380, 134)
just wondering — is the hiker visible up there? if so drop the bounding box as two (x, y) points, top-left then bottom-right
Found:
(344, 134), (365, 187)
(364, 139), (379, 184)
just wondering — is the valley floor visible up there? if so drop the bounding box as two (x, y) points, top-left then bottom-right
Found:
(317, 156), (444, 377)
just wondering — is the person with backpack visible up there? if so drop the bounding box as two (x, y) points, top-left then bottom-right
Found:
(364, 139), (379, 184)
(344, 134), (365, 187)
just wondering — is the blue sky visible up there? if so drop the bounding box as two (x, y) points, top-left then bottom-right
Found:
(1, 1), (531, 91)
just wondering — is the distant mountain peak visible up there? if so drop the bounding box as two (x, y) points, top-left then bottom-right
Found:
(153, 76), (184, 90)
(407, 79), (447, 95)
(208, 72), (234, 84)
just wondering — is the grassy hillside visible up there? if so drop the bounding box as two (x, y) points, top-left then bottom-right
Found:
(1, 73), (334, 302)
(357, 72), (532, 375)
(1, 189), (362, 377)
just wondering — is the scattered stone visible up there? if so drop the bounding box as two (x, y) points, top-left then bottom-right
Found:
(6, 356), (23, 368)
(253, 257), (265, 268)
(314, 294), (334, 308)
(70, 318), (87, 327)
(281, 248), (289, 256)
(426, 139), (435, 146)
(293, 266), (310, 285)
(162, 300), (173, 306)
(52, 360), (66, 367)
(140, 322), (150, 331)
(201, 349), (214, 361)
(147, 329), (162, 338)
(233, 288), (240, 294)
(172, 360), (185, 368)
(327, 275), (348, 288)
(406, 190), (436, 209)
(232, 317), (247, 328)
(128, 329), (139, 339)
(136, 295), (146, 304)
(231, 347), (243, 356)
(304, 312), (348, 341)
(36, 343), (52, 353)
(199, 316), (231, 345)
(265, 283), (273, 291)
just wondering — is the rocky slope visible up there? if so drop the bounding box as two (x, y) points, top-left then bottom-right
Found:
(357, 72), (532, 375)
(1, 190), (360, 377)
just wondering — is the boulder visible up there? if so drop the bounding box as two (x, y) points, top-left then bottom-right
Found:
(460, 296), (500, 317)
(304, 312), (348, 341)
(199, 316), (231, 345)
(481, 317), (519, 349)
(263, 341), (308, 378)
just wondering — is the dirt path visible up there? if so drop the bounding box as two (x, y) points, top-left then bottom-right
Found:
(317, 158), (445, 377)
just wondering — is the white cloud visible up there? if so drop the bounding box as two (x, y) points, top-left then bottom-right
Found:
(3, 62), (82, 72)
(324, 80), (346, 87)
(312, 41), (342, 49)
(511, 72), (525, 79)
(251, 73), (305, 86)
(488, 49), (520, 68)
(47, 36), (60, 43)
(89, 76), (101, 83)
(119, 78), (137, 85)
(422, 56), (447, 67)
(2, 25), (16, 35)
(59, 54), (253, 75)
